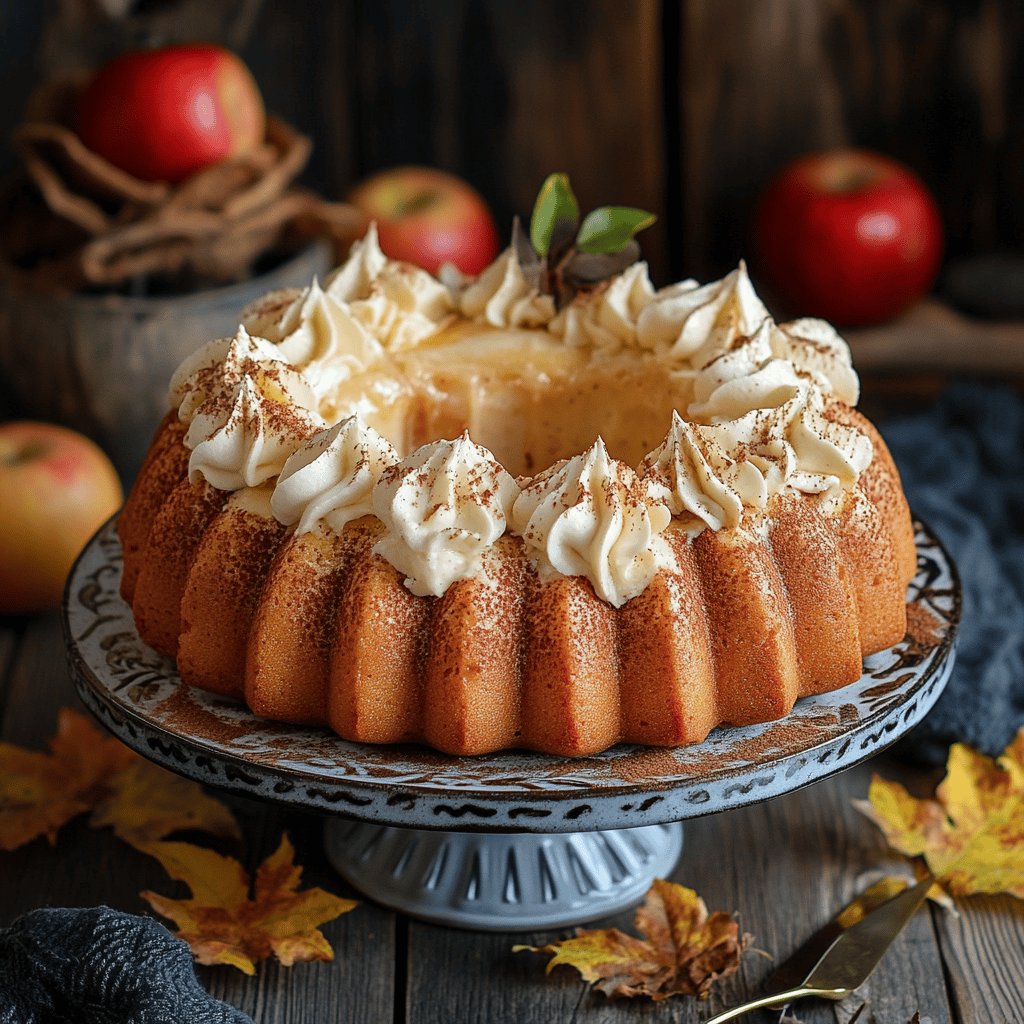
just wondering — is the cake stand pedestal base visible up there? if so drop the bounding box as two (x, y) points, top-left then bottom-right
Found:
(323, 820), (684, 931)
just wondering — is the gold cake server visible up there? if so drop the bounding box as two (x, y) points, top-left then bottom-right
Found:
(704, 875), (934, 1023)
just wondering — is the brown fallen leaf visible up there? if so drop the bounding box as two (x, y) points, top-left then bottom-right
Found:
(854, 727), (1024, 898)
(0, 708), (134, 850)
(90, 760), (241, 849)
(0, 706), (241, 855)
(514, 878), (749, 1000)
(140, 834), (358, 974)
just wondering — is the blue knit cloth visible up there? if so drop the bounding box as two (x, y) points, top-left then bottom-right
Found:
(0, 907), (253, 1024)
(881, 380), (1024, 765)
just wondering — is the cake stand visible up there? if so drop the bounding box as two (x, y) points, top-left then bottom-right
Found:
(63, 518), (959, 931)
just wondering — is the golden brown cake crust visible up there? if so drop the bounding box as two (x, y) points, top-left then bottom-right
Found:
(118, 414), (188, 603)
(246, 527), (354, 725)
(829, 403), (917, 586)
(177, 500), (288, 697)
(123, 480), (913, 757)
(117, 254), (918, 758)
(130, 479), (224, 658)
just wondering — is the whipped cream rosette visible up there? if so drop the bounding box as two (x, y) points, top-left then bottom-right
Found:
(372, 433), (520, 598)
(326, 223), (455, 351)
(272, 415), (399, 536)
(459, 247), (557, 329)
(550, 261), (656, 352)
(164, 211), (874, 600)
(511, 438), (672, 607)
(184, 355), (324, 492)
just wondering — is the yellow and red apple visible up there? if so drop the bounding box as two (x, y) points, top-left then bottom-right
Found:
(754, 148), (943, 326)
(347, 166), (500, 276)
(76, 43), (265, 184)
(0, 422), (123, 614)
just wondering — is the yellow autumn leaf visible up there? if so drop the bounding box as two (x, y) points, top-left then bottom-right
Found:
(0, 708), (134, 850)
(835, 874), (952, 928)
(90, 760), (241, 849)
(140, 834), (358, 974)
(835, 876), (915, 929)
(514, 878), (749, 1000)
(854, 727), (1024, 899)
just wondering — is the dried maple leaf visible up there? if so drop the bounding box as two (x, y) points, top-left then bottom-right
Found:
(140, 834), (357, 974)
(854, 728), (1024, 899)
(0, 708), (134, 850)
(837, 874), (953, 926)
(514, 878), (748, 1000)
(90, 760), (241, 849)
(835, 876), (914, 928)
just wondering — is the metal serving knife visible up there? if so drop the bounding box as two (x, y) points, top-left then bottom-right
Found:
(704, 875), (934, 1023)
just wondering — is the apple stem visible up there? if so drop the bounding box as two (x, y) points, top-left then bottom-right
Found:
(826, 167), (881, 193)
(3, 442), (49, 467)
(393, 190), (442, 217)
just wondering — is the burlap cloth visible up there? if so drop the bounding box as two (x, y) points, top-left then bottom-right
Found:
(1, 77), (363, 292)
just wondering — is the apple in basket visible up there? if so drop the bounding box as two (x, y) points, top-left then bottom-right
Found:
(754, 148), (943, 326)
(76, 43), (266, 183)
(0, 422), (123, 614)
(346, 166), (501, 276)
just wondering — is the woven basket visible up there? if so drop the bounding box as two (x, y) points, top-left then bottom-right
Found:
(0, 239), (332, 482)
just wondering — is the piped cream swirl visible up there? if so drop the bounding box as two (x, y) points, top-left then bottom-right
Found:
(325, 223), (454, 350)
(636, 260), (768, 368)
(687, 323), (802, 422)
(323, 222), (388, 301)
(510, 438), (672, 607)
(168, 326), (291, 424)
(269, 279), (384, 412)
(642, 381), (873, 532)
(640, 412), (749, 531)
(550, 262), (656, 352)
(772, 317), (860, 406)
(272, 415), (400, 536)
(459, 247), (556, 328)
(372, 434), (520, 597)
(186, 363), (324, 492)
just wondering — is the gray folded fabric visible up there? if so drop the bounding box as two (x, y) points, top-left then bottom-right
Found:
(0, 906), (252, 1024)
(881, 381), (1024, 765)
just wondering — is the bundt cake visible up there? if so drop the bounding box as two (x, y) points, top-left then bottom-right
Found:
(118, 216), (916, 758)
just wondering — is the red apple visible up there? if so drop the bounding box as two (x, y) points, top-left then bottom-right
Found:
(754, 149), (943, 326)
(76, 43), (265, 184)
(0, 422), (123, 614)
(347, 166), (500, 276)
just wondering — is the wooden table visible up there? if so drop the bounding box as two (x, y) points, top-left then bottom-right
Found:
(2, 612), (1023, 1024)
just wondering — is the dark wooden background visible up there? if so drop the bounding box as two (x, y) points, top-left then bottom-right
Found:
(2, 0), (1021, 288)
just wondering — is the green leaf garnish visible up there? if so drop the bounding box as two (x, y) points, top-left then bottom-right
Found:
(530, 173), (579, 258)
(575, 206), (656, 254)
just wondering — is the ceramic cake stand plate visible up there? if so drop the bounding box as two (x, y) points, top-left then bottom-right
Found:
(64, 519), (959, 930)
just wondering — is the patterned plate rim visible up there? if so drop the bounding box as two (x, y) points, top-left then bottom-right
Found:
(63, 516), (960, 832)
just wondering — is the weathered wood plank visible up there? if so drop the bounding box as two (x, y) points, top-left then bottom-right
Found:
(0, 619), (20, 710)
(406, 758), (954, 1024)
(344, 0), (669, 283)
(197, 806), (397, 1024)
(674, 0), (1024, 281)
(846, 298), (1024, 376)
(931, 894), (1024, 1024)
(0, 613), (67, 744)
(0, 615), (397, 1024)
